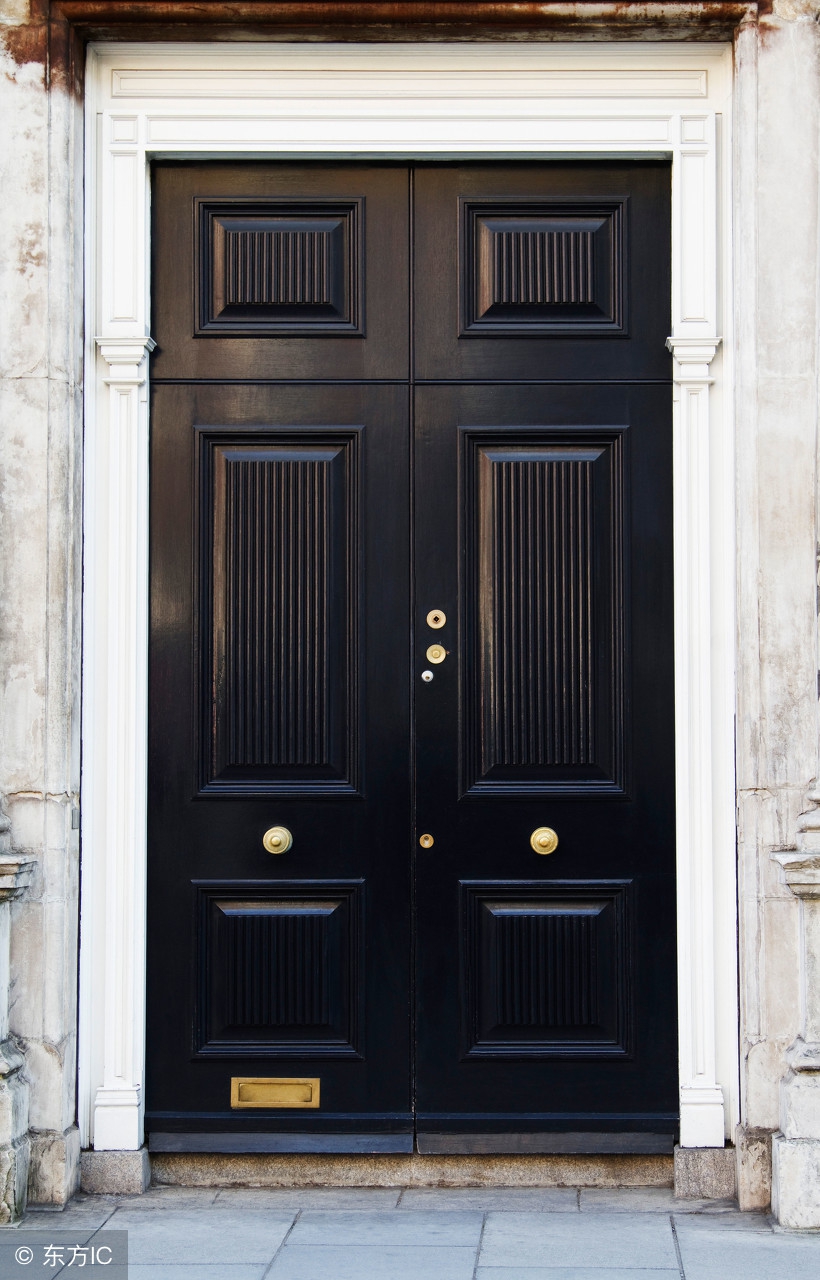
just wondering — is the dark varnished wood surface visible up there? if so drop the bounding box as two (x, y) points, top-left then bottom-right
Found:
(148, 161), (676, 1145)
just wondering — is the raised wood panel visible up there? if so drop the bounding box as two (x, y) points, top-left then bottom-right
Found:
(196, 881), (363, 1058)
(462, 429), (626, 796)
(196, 430), (360, 796)
(461, 881), (632, 1059)
(196, 199), (363, 336)
(460, 200), (625, 335)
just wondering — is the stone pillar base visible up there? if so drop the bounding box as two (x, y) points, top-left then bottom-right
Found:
(735, 1124), (772, 1210)
(673, 1145), (736, 1199)
(772, 1133), (820, 1228)
(80, 1148), (150, 1196)
(28, 1126), (81, 1207)
(0, 1137), (30, 1224)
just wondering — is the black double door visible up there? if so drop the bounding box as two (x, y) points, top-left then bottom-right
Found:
(147, 161), (677, 1153)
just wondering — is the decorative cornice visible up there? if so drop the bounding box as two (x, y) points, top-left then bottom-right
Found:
(96, 337), (157, 385)
(786, 1037), (820, 1073)
(772, 850), (820, 899)
(0, 856), (37, 902)
(666, 336), (722, 381)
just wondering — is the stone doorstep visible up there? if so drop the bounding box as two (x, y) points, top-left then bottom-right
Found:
(75, 1148), (741, 1195)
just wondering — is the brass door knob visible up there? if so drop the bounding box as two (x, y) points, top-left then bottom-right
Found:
(426, 644), (447, 664)
(263, 826), (293, 855)
(530, 826), (558, 855)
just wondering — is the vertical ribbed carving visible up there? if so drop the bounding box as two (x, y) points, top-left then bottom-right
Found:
(223, 907), (333, 1028)
(224, 455), (330, 768)
(492, 229), (594, 306)
(481, 453), (594, 768)
(494, 910), (598, 1028)
(225, 228), (332, 307)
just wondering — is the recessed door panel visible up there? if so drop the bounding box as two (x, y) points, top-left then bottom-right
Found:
(461, 429), (626, 796)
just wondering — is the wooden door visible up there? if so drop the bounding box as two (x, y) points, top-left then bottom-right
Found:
(146, 160), (676, 1154)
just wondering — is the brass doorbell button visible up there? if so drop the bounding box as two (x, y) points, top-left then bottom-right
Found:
(530, 827), (559, 855)
(263, 826), (293, 854)
(426, 644), (446, 664)
(426, 610), (446, 629)
(419, 833), (435, 848)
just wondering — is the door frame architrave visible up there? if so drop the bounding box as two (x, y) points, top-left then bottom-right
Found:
(79, 38), (738, 1153)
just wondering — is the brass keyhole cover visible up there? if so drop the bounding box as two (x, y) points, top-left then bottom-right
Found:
(263, 826), (293, 855)
(426, 644), (447, 664)
(530, 826), (559, 856)
(426, 610), (447, 630)
(419, 833), (435, 848)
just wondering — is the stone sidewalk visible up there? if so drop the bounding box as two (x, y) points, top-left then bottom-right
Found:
(4, 1186), (820, 1279)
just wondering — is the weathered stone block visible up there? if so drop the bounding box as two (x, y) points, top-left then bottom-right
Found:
(28, 1126), (80, 1207)
(772, 1133), (820, 1228)
(673, 1146), (736, 1200)
(735, 1124), (772, 1211)
(81, 1149), (150, 1196)
(0, 1136), (29, 1225)
(780, 1071), (820, 1139)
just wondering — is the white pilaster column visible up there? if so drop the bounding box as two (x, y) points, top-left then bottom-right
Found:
(667, 337), (726, 1148)
(80, 337), (155, 1150)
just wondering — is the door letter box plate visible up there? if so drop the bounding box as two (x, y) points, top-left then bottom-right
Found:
(230, 1077), (320, 1109)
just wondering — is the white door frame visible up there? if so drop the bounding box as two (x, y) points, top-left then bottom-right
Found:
(79, 39), (738, 1152)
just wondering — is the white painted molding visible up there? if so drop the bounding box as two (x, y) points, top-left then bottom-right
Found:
(667, 335), (726, 1148)
(80, 40), (737, 1151)
(80, 334), (154, 1150)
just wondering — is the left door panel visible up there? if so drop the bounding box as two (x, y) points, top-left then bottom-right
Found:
(147, 383), (412, 1148)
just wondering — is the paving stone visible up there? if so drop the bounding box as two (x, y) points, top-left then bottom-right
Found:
(105, 1208), (295, 1264)
(269, 1244), (478, 1279)
(213, 1188), (401, 1209)
(129, 1268), (268, 1280)
(581, 1187), (737, 1213)
(398, 1187), (578, 1211)
(288, 1209), (483, 1247)
(476, 1271), (678, 1279)
(478, 1210), (679, 1269)
(105, 1188), (220, 1210)
(674, 1215), (820, 1279)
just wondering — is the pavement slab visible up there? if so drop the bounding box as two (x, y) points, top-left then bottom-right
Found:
(267, 1244), (479, 1279)
(478, 1210), (680, 1270)
(104, 1207), (295, 1264)
(287, 1209), (484, 1247)
(398, 1188), (579, 1211)
(213, 1187), (402, 1209)
(580, 1187), (736, 1214)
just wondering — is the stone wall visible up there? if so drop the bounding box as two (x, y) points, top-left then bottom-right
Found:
(734, 0), (820, 1216)
(0, 0), (83, 1211)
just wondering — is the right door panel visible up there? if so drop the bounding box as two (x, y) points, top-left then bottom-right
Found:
(413, 164), (676, 1148)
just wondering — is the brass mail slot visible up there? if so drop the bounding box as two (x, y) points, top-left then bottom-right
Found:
(230, 1077), (320, 1109)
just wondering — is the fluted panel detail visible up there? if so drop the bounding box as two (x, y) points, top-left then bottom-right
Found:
(224, 908), (332, 1028)
(492, 229), (594, 306)
(482, 456), (594, 768)
(494, 911), (598, 1028)
(225, 228), (332, 307)
(224, 455), (329, 768)
(199, 201), (362, 335)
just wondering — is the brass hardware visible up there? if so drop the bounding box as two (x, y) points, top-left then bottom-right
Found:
(231, 1077), (320, 1109)
(426, 609), (447, 629)
(421, 670), (434, 683)
(419, 833), (435, 848)
(262, 826), (293, 855)
(426, 644), (446, 664)
(530, 826), (559, 855)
